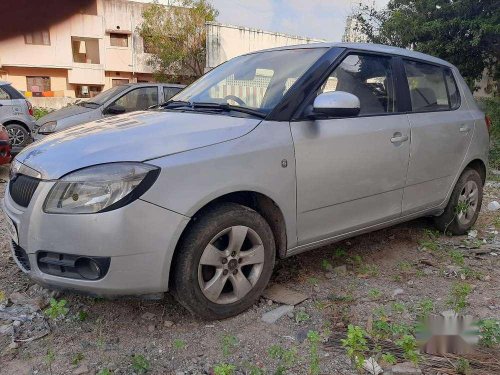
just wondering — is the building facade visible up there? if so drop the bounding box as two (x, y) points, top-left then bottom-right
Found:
(0, 0), (161, 99)
(342, 15), (368, 43)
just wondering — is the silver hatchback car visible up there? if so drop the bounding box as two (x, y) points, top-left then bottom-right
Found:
(3, 43), (489, 319)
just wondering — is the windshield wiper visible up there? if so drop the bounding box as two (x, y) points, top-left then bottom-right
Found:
(191, 102), (266, 118)
(79, 101), (100, 107)
(159, 100), (192, 109)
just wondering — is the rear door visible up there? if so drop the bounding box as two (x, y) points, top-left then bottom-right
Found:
(402, 60), (474, 214)
(291, 53), (411, 244)
(163, 86), (183, 103)
(0, 85), (13, 123)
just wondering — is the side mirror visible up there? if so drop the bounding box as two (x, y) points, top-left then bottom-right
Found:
(312, 91), (360, 117)
(105, 104), (126, 115)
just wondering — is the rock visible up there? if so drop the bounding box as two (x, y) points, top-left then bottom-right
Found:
(141, 312), (155, 321)
(73, 365), (90, 375)
(423, 268), (434, 276)
(295, 327), (310, 343)
(8, 292), (43, 312)
(267, 299), (273, 306)
(392, 362), (422, 374)
(313, 286), (321, 293)
(8, 342), (19, 350)
(325, 272), (335, 279)
(468, 230), (478, 239)
(163, 320), (174, 328)
(332, 265), (347, 276)
(0, 324), (12, 334)
(261, 305), (294, 324)
(262, 285), (308, 306)
(363, 357), (383, 375)
(487, 201), (500, 211)
(148, 324), (155, 333)
(392, 288), (404, 298)
(13, 320), (21, 327)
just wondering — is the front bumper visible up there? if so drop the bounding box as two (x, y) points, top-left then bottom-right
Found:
(2, 179), (190, 296)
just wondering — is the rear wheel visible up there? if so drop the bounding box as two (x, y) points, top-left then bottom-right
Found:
(6, 124), (30, 148)
(171, 203), (275, 319)
(434, 168), (483, 235)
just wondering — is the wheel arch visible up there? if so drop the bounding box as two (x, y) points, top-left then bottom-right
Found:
(168, 190), (288, 288)
(464, 158), (487, 185)
(3, 119), (30, 131)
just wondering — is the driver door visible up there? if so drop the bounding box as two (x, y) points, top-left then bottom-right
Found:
(291, 53), (411, 244)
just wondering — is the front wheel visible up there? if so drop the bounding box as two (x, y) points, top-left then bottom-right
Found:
(6, 124), (30, 148)
(171, 203), (276, 320)
(434, 168), (483, 235)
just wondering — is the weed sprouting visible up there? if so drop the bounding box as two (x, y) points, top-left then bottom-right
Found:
(221, 334), (238, 356)
(131, 354), (150, 374)
(307, 330), (322, 375)
(477, 319), (500, 348)
(448, 282), (472, 312)
(341, 325), (368, 369)
(44, 298), (69, 320)
(214, 363), (236, 375)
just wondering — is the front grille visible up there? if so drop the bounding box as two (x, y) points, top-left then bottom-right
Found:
(9, 175), (40, 208)
(12, 241), (31, 271)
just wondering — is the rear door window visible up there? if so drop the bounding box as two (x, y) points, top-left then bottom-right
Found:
(0, 87), (11, 100)
(114, 87), (159, 112)
(403, 60), (459, 112)
(163, 87), (182, 102)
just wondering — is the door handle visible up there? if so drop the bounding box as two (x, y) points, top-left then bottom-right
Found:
(390, 134), (409, 144)
(459, 125), (471, 133)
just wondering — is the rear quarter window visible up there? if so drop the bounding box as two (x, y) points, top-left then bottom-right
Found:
(403, 60), (459, 112)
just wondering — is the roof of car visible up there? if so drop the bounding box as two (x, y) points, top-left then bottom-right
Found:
(252, 42), (454, 68)
(0, 80), (11, 86)
(124, 83), (186, 88)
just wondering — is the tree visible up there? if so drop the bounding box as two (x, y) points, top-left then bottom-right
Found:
(352, 0), (500, 92)
(139, 0), (218, 82)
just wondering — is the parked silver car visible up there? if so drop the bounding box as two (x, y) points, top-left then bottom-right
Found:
(0, 81), (36, 152)
(32, 83), (185, 140)
(3, 43), (489, 319)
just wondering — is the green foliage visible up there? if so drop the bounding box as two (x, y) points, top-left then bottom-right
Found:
(368, 288), (382, 300)
(71, 353), (84, 366)
(450, 250), (465, 266)
(214, 363), (236, 375)
(33, 107), (51, 120)
(391, 302), (405, 314)
(221, 334), (238, 356)
(477, 319), (500, 348)
(307, 330), (322, 375)
(333, 247), (347, 258)
(352, 1), (500, 92)
(77, 310), (88, 321)
(448, 282), (472, 312)
(131, 354), (150, 374)
(294, 310), (311, 324)
(381, 353), (397, 365)
(417, 298), (435, 319)
(139, 0), (218, 81)
(44, 298), (69, 320)
(321, 259), (332, 271)
(307, 277), (319, 285)
(341, 325), (368, 369)
(97, 369), (112, 375)
(396, 334), (420, 364)
(172, 339), (186, 350)
(268, 344), (298, 372)
(456, 358), (472, 375)
(358, 263), (380, 277)
(478, 97), (500, 170)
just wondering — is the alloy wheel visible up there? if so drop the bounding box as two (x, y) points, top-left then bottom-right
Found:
(198, 225), (265, 304)
(7, 126), (26, 147)
(457, 180), (479, 226)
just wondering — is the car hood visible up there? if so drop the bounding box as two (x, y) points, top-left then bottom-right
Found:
(17, 110), (262, 179)
(35, 104), (94, 125)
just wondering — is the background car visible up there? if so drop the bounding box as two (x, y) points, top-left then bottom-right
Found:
(0, 81), (36, 152)
(0, 124), (11, 165)
(32, 83), (185, 140)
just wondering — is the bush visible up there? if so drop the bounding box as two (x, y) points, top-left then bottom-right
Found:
(476, 97), (500, 170)
(33, 107), (52, 120)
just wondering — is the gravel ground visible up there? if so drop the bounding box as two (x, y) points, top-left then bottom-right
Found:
(0, 163), (499, 375)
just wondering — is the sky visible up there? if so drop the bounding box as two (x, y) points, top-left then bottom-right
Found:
(136, 0), (390, 42)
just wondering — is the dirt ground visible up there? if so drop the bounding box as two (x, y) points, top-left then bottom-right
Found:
(0, 163), (499, 375)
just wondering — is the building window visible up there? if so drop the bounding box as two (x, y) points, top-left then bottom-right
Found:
(25, 30), (50, 45)
(72, 37), (100, 64)
(110, 33), (129, 48)
(27, 77), (51, 93)
(76, 85), (102, 98)
(112, 79), (129, 87)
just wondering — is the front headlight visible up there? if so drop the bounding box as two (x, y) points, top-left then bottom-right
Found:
(44, 162), (160, 214)
(39, 121), (58, 134)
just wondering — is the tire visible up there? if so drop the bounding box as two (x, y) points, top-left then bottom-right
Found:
(6, 124), (30, 148)
(171, 202), (276, 320)
(434, 168), (483, 235)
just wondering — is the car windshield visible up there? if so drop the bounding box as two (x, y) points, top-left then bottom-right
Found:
(171, 48), (327, 115)
(78, 85), (129, 107)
